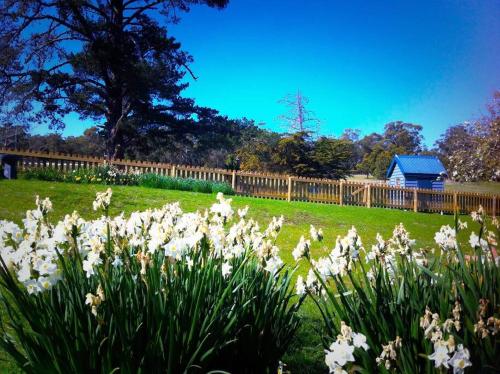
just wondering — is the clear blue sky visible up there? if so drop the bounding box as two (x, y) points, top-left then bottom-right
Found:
(46, 0), (500, 146)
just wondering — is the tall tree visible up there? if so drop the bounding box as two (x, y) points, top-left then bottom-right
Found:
(382, 121), (423, 153)
(310, 137), (354, 179)
(354, 121), (424, 179)
(340, 128), (362, 170)
(357, 144), (404, 179)
(435, 91), (500, 181)
(277, 90), (320, 134)
(0, 123), (29, 148)
(0, 0), (229, 158)
(272, 131), (315, 176)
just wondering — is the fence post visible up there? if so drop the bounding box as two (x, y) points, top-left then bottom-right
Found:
(231, 170), (237, 191)
(413, 188), (418, 212)
(493, 196), (497, 218)
(366, 184), (371, 208)
(171, 165), (176, 178)
(287, 176), (293, 202)
(339, 181), (344, 206)
(453, 192), (458, 214)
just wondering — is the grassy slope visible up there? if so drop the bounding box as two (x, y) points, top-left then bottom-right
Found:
(0, 180), (480, 261)
(0, 179), (483, 372)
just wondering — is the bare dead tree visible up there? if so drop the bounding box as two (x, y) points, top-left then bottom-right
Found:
(277, 90), (321, 134)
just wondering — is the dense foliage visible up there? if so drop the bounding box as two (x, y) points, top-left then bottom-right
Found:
(2, 93), (499, 181)
(0, 191), (300, 373)
(295, 211), (499, 372)
(21, 166), (235, 195)
(435, 92), (500, 182)
(356, 121), (425, 179)
(0, 0), (229, 158)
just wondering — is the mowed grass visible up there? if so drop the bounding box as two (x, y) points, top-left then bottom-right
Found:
(445, 180), (500, 194)
(347, 175), (500, 195)
(0, 179), (485, 372)
(0, 180), (481, 263)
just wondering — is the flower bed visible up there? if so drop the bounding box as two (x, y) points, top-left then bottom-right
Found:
(20, 166), (235, 195)
(0, 191), (296, 373)
(294, 208), (499, 373)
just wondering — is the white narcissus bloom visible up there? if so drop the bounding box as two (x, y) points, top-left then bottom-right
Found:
(93, 188), (113, 211)
(331, 365), (347, 374)
(309, 225), (323, 242)
(25, 279), (41, 295)
(237, 206), (249, 219)
(471, 206), (484, 223)
(221, 262), (232, 278)
(326, 340), (355, 366)
(264, 256), (283, 275)
(388, 223), (415, 255)
(352, 332), (369, 350)
(469, 232), (480, 248)
(434, 225), (457, 251)
(292, 235), (310, 261)
(111, 256), (123, 268)
(230, 244), (245, 259)
(210, 193), (234, 221)
(469, 232), (489, 252)
(185, 256), (194, 270)
(34, 259), (58, 276)
(17, 261), (32, 282)
(306, 269), (318, 289)
(163, 238), (191, 260)
(35, 196), (53, 214)
(429, 344), (450, 369)
(449, 344), (472, 374)
(82, 251), (103, 278)
(263, 215), (284, 239)
(324, 351), (348, 374)
(85, 293), (94, 306)
(295, 275), (306, 296)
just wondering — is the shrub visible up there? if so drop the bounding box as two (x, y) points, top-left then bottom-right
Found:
(22, 167), (66, 182)
(0, 191), (298, 373)
(138, 173), (234, 195)
(295, 213), (499, 373)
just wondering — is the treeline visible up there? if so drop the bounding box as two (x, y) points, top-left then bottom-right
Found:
(0, 120), (421, 180)
(2, 92), (498, 182)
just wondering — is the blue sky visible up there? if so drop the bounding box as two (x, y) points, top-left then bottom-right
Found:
(44, 0), (500, 146)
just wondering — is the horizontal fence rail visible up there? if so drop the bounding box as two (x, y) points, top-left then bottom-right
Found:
(0, 148), (498, 216)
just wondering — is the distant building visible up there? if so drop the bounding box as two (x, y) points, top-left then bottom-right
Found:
(386, 155), (447, 191)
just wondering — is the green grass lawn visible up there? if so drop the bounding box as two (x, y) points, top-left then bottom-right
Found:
(348, 175), (500, 195)
(445, 180), (500, 194)
(0, 179), (484, 372)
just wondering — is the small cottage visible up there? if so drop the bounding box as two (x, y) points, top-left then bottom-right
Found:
(386, 155), (447, 191)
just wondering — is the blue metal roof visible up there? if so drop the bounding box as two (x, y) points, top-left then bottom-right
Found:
(386, 155), (447, 178)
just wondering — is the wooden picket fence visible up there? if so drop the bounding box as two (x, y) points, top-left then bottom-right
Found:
(1, 148), (498, 216)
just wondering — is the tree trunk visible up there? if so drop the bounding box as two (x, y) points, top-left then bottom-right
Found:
(105, 106), (125, 160)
